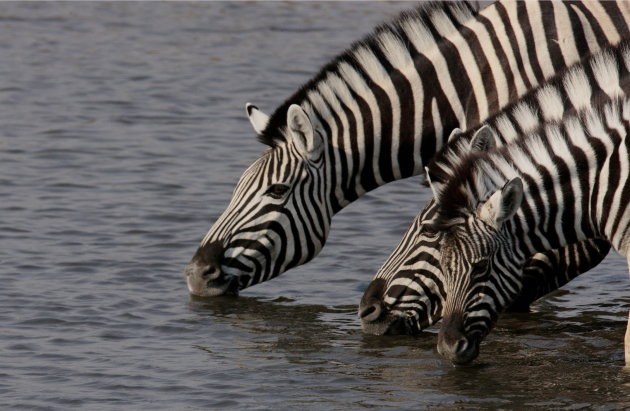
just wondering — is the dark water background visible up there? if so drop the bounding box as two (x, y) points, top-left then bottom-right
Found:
(1, 2), (629, 409)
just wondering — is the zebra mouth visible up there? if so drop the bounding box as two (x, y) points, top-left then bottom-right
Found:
(360, 310), (421, 336)
(383, 314), (420, 335)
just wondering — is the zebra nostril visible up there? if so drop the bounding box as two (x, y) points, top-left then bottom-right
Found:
(191, 241), (225, 281)
(455, 337), (468, 355)
(359, 278), (386, 323)
(359, 301), (382, 322)
(201, 266), (220, 280)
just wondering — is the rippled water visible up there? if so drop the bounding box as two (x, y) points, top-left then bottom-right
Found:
(1, 2), (629, 409)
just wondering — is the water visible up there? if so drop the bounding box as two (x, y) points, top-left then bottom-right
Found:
(1, 2), (629, 409)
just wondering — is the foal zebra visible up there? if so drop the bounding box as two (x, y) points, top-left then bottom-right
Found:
(185, 1), (630, 297)
(360, 41), (630, 335)
(421, 82), (630, 365)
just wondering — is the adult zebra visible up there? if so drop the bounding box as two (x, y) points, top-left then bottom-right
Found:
(420, 82), (630, 365)
(185, 1), (630, 297)
(359, 41), (630, 335)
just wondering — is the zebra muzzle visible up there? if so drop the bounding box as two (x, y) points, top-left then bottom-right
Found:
(185, 263), (239, 297)
(185, 241), (240, 297)
(437, 313), (480, 365)
(206, 273), (239, 296)
(359, 279), (390, 334)
(359, 278), (420, 335)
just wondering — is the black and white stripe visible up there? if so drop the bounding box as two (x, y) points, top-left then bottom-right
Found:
(422, 50), (630, 365)
(360, 41), (630, 335)
(185, 1), (630, 297)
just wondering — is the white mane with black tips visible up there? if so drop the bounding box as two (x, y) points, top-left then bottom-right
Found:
(257, 1), (478, 148)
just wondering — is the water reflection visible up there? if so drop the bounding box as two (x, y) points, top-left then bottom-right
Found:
(188, 294), (630, 408)
(189, 295), (348, 358)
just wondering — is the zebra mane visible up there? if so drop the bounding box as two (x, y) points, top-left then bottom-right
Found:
(430, 122), (583, 230)
(258, 1), (479, 148)
(422, 130), (472, 188)
(427, 149), (487, 230)
(425, 39), (630, 210)
(431, 96), (630, 231)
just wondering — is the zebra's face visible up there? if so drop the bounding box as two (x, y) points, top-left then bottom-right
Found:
(185, 104), (331, 297)
(359, 200), (444, 335)
(436, 222), (501, 365)
(359, 127), (500, 335)
(435, 179), (524, 365)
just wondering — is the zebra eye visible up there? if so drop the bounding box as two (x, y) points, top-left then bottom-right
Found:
(421, 224), (438, 236)
(470, 259), (489, 280)
(265, 184), (290, 199)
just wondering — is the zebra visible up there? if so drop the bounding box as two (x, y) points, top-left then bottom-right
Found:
(185, 1), (630, 298)
(360, 40), (630, 335)
(419, 75), (630, 366)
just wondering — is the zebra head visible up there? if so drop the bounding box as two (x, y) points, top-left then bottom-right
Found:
(359, 199), (443, 335)
(359, 127), (495, 335)
(430, 176), (525, 365)
(185, 103), (331, 297)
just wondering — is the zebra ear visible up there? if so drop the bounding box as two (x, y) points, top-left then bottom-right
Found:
(469, 125), (497, 152)
(287, 104), (323, 159)
(246, 103), (269, 135)
(478, 178), (523, 228)
(447, 128), (463, 142)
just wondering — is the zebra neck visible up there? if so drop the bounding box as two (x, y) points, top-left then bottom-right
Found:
(474, 99), (630, 256)
(310, 0), (630, 212)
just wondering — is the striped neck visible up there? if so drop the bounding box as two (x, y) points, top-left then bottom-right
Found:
(448, 98), (630, 256)
(263, 1), (630, 212)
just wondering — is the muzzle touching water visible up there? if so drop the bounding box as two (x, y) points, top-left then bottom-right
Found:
(437, 312), (480, 365)
(358, 278), (420, 335)
(185, 241), (239, 297)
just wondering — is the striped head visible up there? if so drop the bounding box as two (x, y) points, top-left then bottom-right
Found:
(429, 172), (525, 365)
(185, 103), (331, 297)
(359, 199), (444, 335)
(359, 128), (494, 335)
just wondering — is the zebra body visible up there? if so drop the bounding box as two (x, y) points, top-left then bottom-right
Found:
(360, 41), (630, 335)
(185, 1), (630, 297)
(423, 73), (630, 365)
